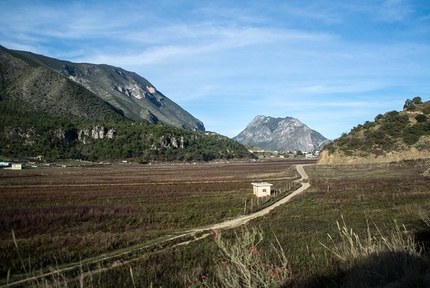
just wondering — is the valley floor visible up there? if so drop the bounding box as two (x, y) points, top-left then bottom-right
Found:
(2, 158), (430, 287)
(0, 159), (312, 286)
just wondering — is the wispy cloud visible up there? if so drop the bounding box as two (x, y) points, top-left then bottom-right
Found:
(75, 23), (333, 66)
(381, 0), (414, 22)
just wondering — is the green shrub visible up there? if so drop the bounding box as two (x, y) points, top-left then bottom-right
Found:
(403, 133), (420, 145)
(416, 114), (428, 123)
(404, 99), (416, 111)
(374, 114), (384, 122)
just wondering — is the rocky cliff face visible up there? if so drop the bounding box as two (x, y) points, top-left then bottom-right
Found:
(76, 126), (117, 144)
(233, 115), (329, 152)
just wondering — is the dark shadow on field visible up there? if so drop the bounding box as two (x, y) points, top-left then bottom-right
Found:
(415, 225), (430, 257)
(299, 250), (430, 288)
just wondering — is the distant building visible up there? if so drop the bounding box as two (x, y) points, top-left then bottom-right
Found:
(11, 163), (25, 170)
(251, 182), (273, 197)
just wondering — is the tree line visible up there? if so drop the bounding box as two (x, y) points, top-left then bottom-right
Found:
(0, 109), (253, 162)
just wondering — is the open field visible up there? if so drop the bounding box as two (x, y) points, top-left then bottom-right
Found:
(2, 158), (430, 287)
(0, 159), (310, 285)
(248, 159), (430, 286)
(77, 159), (429, 287)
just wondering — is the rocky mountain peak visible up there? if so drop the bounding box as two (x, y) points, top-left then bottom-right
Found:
(233, 115), (329, 152)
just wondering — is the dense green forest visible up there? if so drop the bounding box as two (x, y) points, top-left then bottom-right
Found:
(0, 108), (254, 162)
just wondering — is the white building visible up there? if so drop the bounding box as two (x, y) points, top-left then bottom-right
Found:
(11, 163), (25, 170)
(251, 182), (273, 197)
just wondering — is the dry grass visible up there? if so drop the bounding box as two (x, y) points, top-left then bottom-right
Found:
(321, 215), (430, 288)
(3, 158), (430, 287)
(192, 227), (295, 288)
(0, 159), (310, 284)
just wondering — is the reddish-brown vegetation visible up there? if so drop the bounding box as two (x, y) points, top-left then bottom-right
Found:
(0, 159), (311, 279)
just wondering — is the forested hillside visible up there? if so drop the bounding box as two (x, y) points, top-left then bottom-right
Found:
(319, 97), (430, 164)
(0, 109), (253, 162)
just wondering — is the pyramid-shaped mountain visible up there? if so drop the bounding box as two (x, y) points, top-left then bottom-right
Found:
(233, 115), (330, 152)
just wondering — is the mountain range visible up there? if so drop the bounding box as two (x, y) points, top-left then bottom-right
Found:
(233, 115), (330, 152)
(8, 45), (425, 164)
(0, 45), (204, 131)
(1, 45), (333, 159)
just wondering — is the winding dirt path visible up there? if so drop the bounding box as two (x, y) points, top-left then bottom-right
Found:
(3, 164), (311, 287)
(195, 164), (309, 231)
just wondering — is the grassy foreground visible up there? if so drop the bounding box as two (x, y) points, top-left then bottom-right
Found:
(2, 159), (430, 287)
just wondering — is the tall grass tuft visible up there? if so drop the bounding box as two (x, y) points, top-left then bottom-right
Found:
(194, 227), (295, 288)
(321, 215), (430, 288)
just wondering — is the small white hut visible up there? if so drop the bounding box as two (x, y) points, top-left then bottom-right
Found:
(11, 163), (25, 170)
(251, 182), (273, 197)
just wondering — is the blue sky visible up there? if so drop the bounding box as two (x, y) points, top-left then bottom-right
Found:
(1, 0), (429, 140)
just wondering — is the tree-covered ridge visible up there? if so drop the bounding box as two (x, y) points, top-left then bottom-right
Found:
(0, 108), (253, 162)
(322, 97), (430, 158)
(81, 122), (253, 162)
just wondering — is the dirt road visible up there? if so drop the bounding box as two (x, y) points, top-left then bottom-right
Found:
(3, 164), (311, 287)
(191, 164), (309, 232)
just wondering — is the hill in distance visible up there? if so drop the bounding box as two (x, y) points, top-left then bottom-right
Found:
(233, 115), (330, 153)
(319, 97), (430, 164)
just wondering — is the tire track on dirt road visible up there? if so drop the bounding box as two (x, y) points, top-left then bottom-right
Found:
(2, 164), (311, 287)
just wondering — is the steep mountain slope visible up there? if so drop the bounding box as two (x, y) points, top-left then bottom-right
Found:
(3, 46), (204, 131)
(233, 115), (329, 152)
(0, 45), (125, 122)
(319, 97), (430, 164)
(0, 45), (254, 162)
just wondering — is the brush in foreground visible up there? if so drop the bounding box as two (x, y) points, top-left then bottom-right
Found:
(321, 215), (430, 288)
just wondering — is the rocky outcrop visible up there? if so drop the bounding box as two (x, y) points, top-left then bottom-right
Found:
(4, 125), (116, 145)
(78, 126), (116, 143)
(233, 115), (330, 152)
(159, 136), (185, 149)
